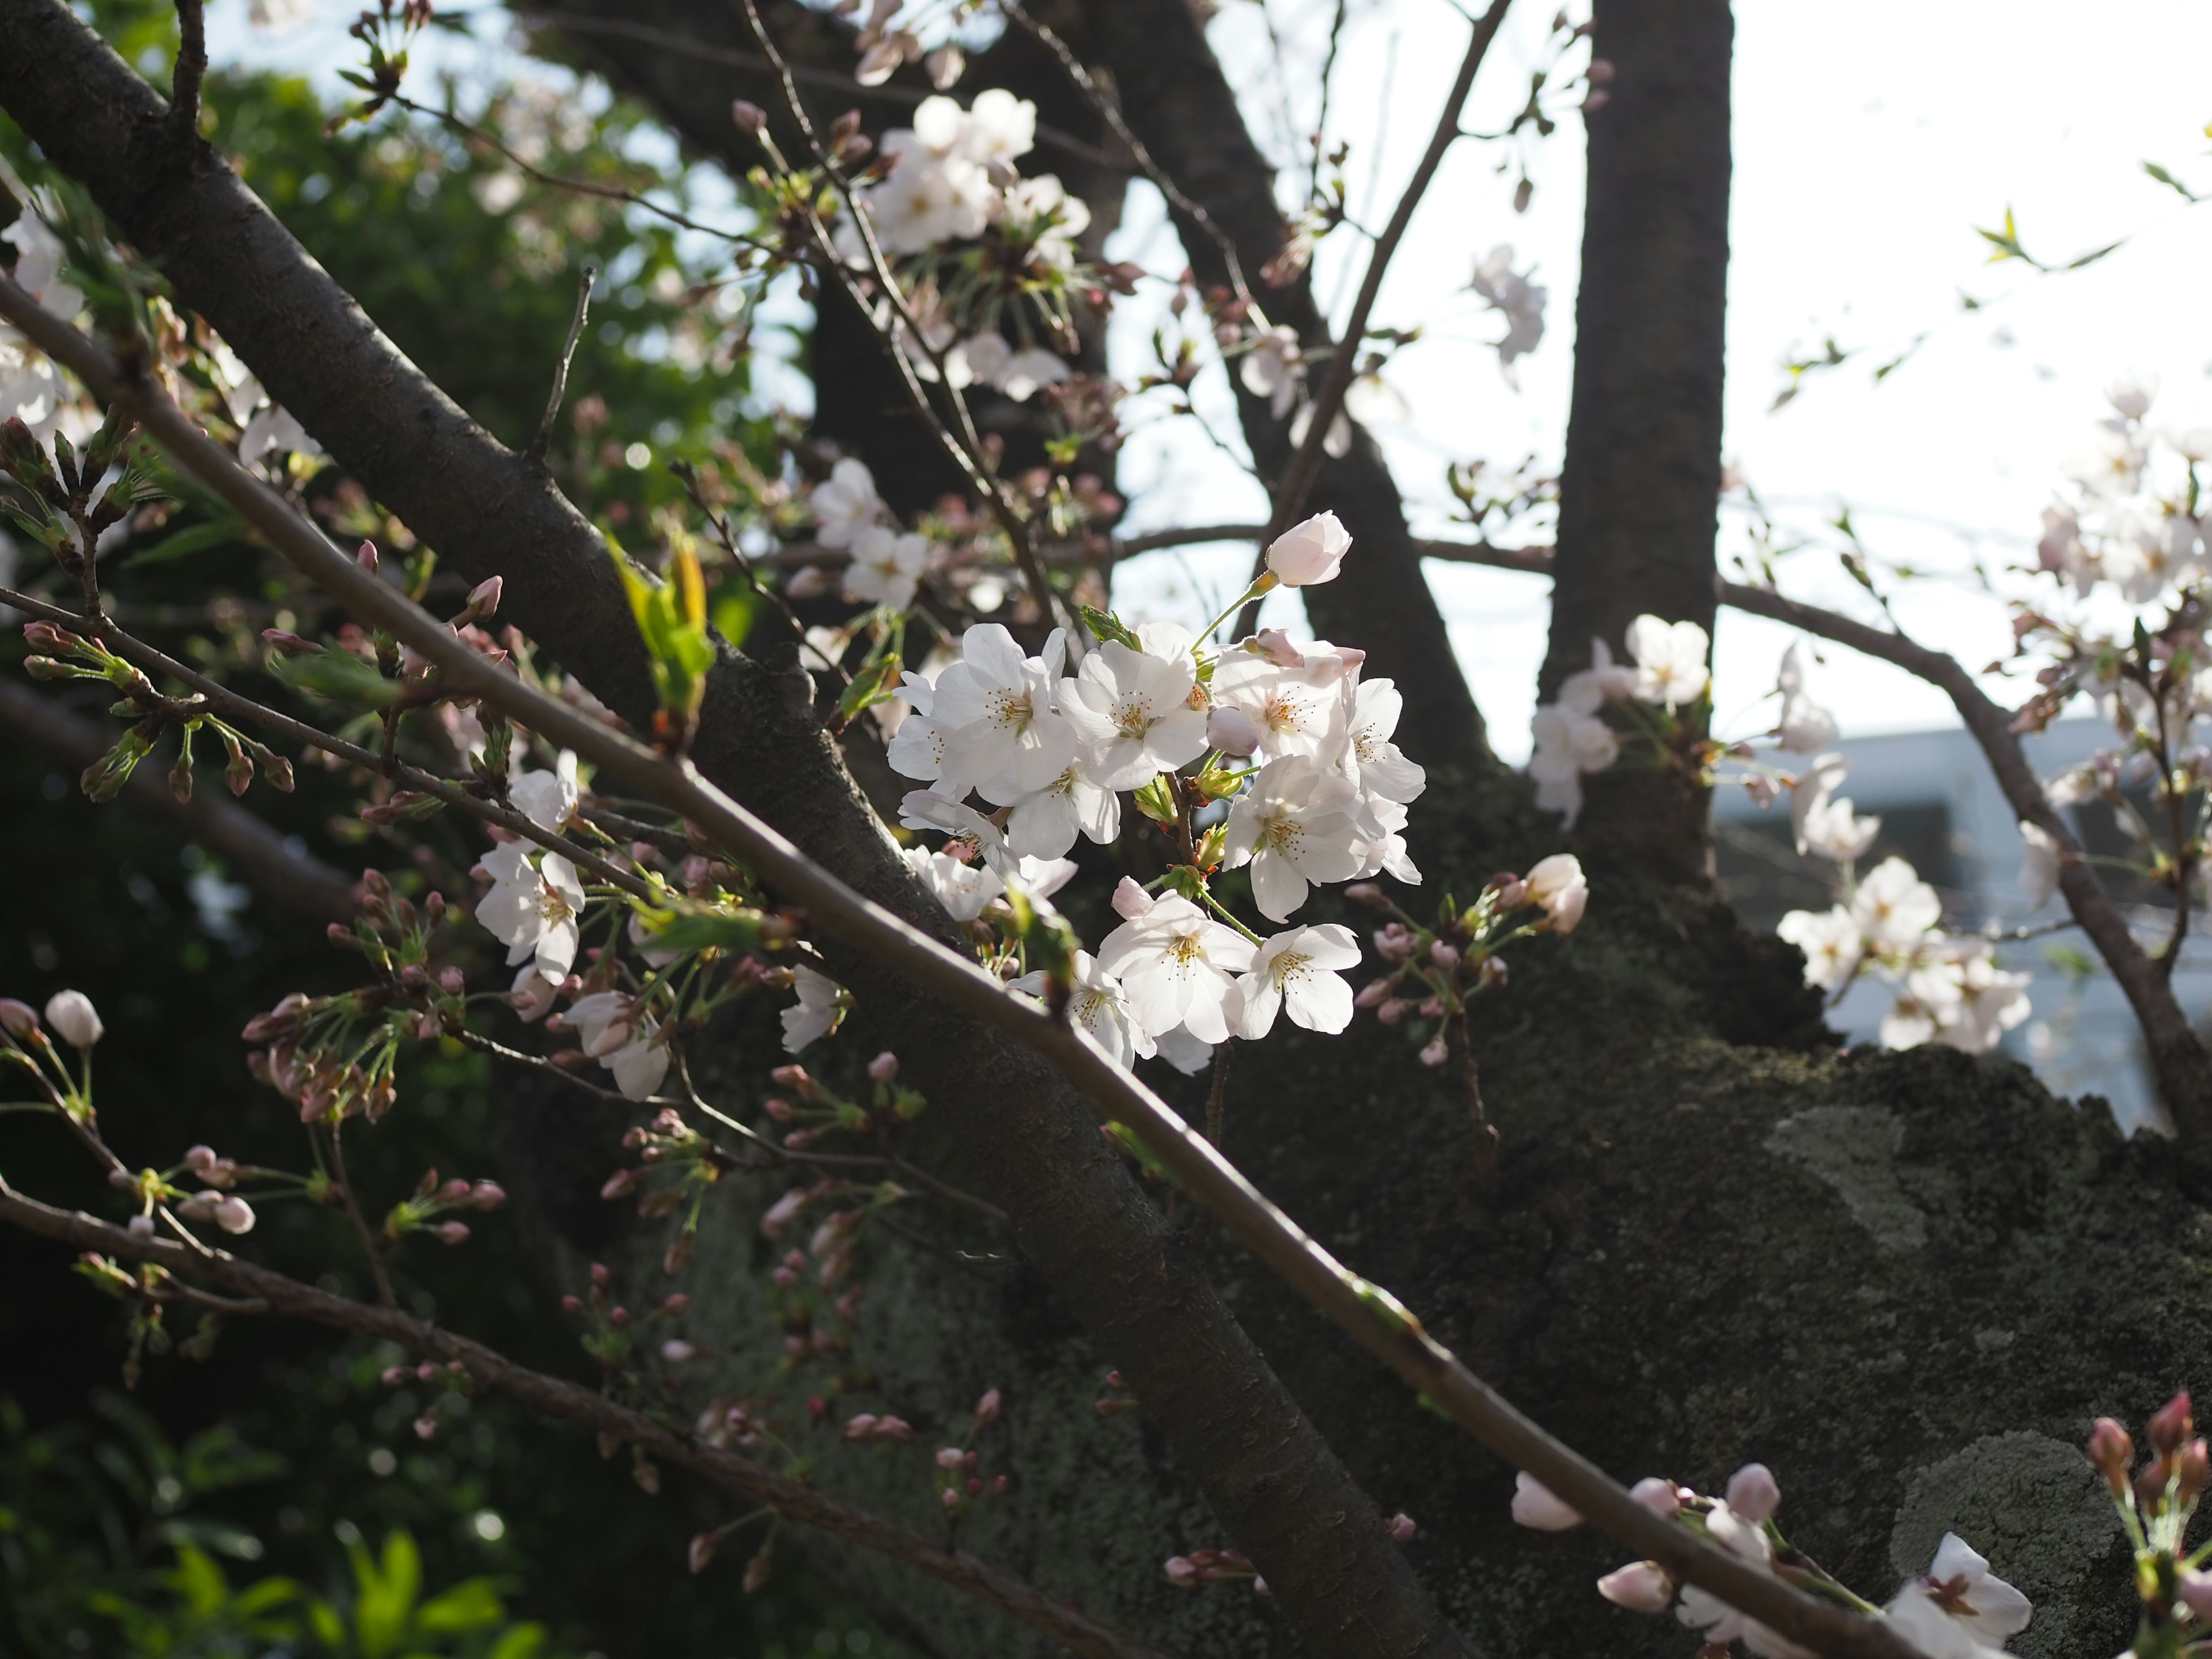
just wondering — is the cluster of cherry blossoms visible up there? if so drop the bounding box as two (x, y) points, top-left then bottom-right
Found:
(0, 195), (81, 433)
(1510, 1461), (2032, 1659)
(832, 88), (1084, 403)
(769, 511), (1446, 1074)
(1528, 612), (1715, 826)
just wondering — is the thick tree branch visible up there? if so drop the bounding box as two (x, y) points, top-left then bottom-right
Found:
(0, 22), (1461, 1654)
(0, 1185), (1174, 1659)
(0, 676), (358, 921)
(1065, 0), (1490, 777)
(1539, 0), (1733, 882)
(3, 282), (1922, 1659)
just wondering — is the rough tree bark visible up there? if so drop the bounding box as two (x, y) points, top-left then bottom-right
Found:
(0, 9), (1470, 1657)
(1538, 0), (1733, 886)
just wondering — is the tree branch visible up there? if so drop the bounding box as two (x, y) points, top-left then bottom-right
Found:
(0, 1184), (1176, 1659)
(0, 676), (358, 921)
(0, 278), (1922, 1659)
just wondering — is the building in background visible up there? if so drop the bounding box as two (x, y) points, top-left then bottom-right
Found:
(1713, 718), (2211, 1137)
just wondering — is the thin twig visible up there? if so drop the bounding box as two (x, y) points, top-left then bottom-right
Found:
(529, 261), (597, 465)
(0, 1184), (1175, 1659)
(0, 276), (1928, 1659)
(167, 0), (207, 149)
(324, 1120), (396, 1308)
(1234, 0), (1512, 638)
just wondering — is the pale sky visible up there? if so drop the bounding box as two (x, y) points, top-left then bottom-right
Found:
(207, 0), (2212, 762)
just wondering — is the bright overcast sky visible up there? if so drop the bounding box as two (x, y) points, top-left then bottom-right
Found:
(207, 0), (2212, 761)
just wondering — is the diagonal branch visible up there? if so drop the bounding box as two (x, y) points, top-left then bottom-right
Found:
(0, 276), (1921, 1659)
(0, 1184), (1175, 1659)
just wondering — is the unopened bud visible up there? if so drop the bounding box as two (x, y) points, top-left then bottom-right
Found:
(1724, 1463), (1781, 1524)
(260, 627), (318, 656)
(1387, 1512), (1417, 1543)
(868, 1051), (899, 1083)
(560, 1294), (583, 1316)
(44, 989), (103, 1049)
(731, 99), (767, 136)
(2180, 1438), (2210, 1505)
(1343, 882), (1389, 909)
(1597, 1562), (1672, 1615)
(435, 1220), (469, 1245)
(974, 1386), (1002, 1427)
(1630, 1476), (1681, 1517)
(2153, 1391), (2195, 1456)
(1479, 956), (1509, 989)
(1429, 941), (1460, 969)
(0, 998), (39, 1039)
(2087, 1416), (2134, 1495)
(590, 1261), (611, 1287)
(356, 540), (379, 573)
(463, 575), (502, 620)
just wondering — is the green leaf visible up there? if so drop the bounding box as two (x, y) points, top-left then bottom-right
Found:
(412, 1575), (505, 1633)
(271, 647), (405, 709)
(487, 1625), (549, 1659)
(2143, 160), (2199, 202)
(1079, 604), (1138, 650)
(124, 518), (240, 569)
(710, 584), (757, 650)
(636, 903), (765, 956)
(170, 1543), (228, 1618)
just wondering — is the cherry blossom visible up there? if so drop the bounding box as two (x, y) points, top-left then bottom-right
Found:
(1222, 755), (1364, 922)
(1096, 895), (1255, 1046)
(1469, 244), (1547, 370)
(476, 843), (585, 984)
(904, 846), (1003, 922)
(926, 624), (1075, 799)
(1774, 642), (1839, 754)
(1529, 702), (1620, 827)
(1210, 652), (1344, 762)
(1508, 1471), (1580, 1531)
(1240, 325), (1304, 419)
(812, 459), (884, 550)
(1881, 1534), (2031, 1659)
(1850, 857), (1942, 953)
(842, 526), (932, 612)
(2019, 821), (2061, 908)
(1777, 906), (1860, 992)
(1012, 952), (1149, 1069)
(979, 755), (1119, 859)
(779, 964), (847, 1054)
(511, 750), (579, 832)
(1060, 626), (1210, 790)
(1340, 679), (1426, 804)
(1524, 854), (1588, 935)
(1233, 925), (1361, 1038)
(565, 991), (670, 1100)
(1626, 613), (1711, 709)
(898, 789), (1016, 876)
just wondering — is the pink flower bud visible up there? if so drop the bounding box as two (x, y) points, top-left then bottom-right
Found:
(185, 1144), (217, 1174)
(935, 1446), (966, 1470)
(1375, 998), (1408, 1026)
(1418, 1033), (1450, 1067)
(608, 1306), (630, 1327)
(0, 998), (39, 1039)
(742, 1552), (771, 1593)
(938, 1488), (962, 1512)
(1510, 1471), (1581, 1531)
(435, 1221), (470, 1245)
(470, 1181), (506, 1209)
(1417, 995), (1445, 1019)
(382, 1365), (410, 1386)
(1251, 1577), (1271, 1598)
(1266, 511), (1352, 586)
(437, 967), (466, 995)
(1344, 882), (1388, 908)
(1164, 1556), (1200, 1589)
(2088, 1416), (2135, 1495)
(1479, 956), (1509, 989)
(873, 1416), (914, 1444)
(1252, 628), (1306, 667)
(868, 1051), (899, 1083)
(211, 1194), (256, 1234)
(974, 1387), (1002, 1427)
(43, 990), (103, 1049)
(1387, 1512), (1417, 1544)
(1587, 56), (1615, 82)
(731, 99), (768, 135)
(1630, 1476), (1681, 1517)
(590, 1261), (611, 1287)
(1429, 941), (1460, 969)
(842, 1414), (880, 1441)
(1373, 923), (1417, 963)
(688, 1532), (719, 1574)
(1207, 706), (1263, 757)
(1724, 1463), (1781, 1523)
(414, 1413), (438, 1440)
(560, 1295), (583, 1316)
(437, 1177), (472, 1203)
(2181, 1439), (2210, 1505)
(2180, 1568), (2212, 1621)
(1353, 977), (1397, 1009)
(126, 1214), (154, 1238)
(2152, 1391), (2195, 1456)
(464, 575), (502, 620)
(1597, 1562), (1672, 1615)
(417, 1362), (441, 1381)
(661, 1339), (699, 1364)
(663, 1293), (690, 1313)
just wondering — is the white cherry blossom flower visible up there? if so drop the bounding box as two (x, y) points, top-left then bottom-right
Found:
(1801, 794), (1882, 864)
(1240, 325), (1304, 419)
(1524, 854), (1588, 934)
(1469, 245), (1546, 369)
(477, 843), (585, 984)
(1509, 1472), (1580, 1531)
(565, 991), (669, 1100)
(1096, 895), (1255, 1044)
(843, 525), (932, 612)
(1222, 755), (1363, 921)
(1340, 679), (1425, 803)
(1882, 1533), (2031, 1659)
(813, 458), (884, 550)
(904, 846), (1003, 921)
(238, 405), (321, 468)
(1851, 856), (1942, 953)
(1778, 905), (1861, 992)
(1012, 951), (1150, 1069)
(780, 964), (846, 1053)
(1061, 628), (1209, 790)
(929, 624), (1075, 798)
(980, 756), (1119, 859)
(1210, 654), (1343, 762)
(1774, 642), (1840, 754)
(1349, 790), (1422, 886)
(1529, 702), (1620, 826)
(2, 213), (83, 324)
(1559, 637), (1639, 713)
(952, 88), (1036, 165)
(1289, 398), (1351, 458)
(1233, 925), (1361, 1038)
(1626, 614), (1710, 709)
(1789, 753), (1850, 854)
(510, 750), (579, 831)
(996, 347), (1070, 403)
(899, 789), (1016, 875)
(1151, 1023), (1216, 1075)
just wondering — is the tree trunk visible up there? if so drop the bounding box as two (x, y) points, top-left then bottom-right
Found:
(1540, 0), (1733, 887)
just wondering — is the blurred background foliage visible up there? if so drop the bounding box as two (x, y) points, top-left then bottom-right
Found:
(0, 7), (891, 1654)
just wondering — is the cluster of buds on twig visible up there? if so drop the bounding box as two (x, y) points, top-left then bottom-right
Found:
(558, 1261), (692, 1378)
(378, 1164), (505, 1249)
(378, 1353), (473, 1441)
(244, 986), (402, 1124)
(1351, 855), (1586, 1066)
(2087, 1391), (2212, 1656)
(762, 1056), (923, 1151)
(931, 1387), (1009, 1522)
(601, 1108), (732, 1274)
